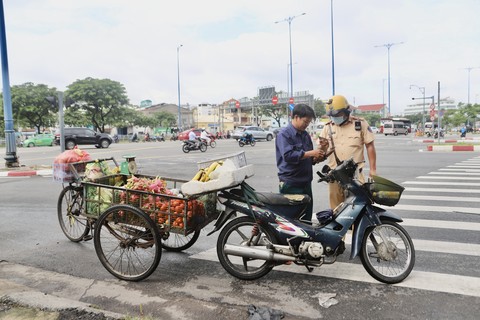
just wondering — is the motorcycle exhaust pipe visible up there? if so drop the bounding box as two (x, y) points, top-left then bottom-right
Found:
(223, 244), (295, 262)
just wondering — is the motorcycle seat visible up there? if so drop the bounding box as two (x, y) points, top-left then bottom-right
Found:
(257, 192), (310, 206)
(230, 189), (310, 206)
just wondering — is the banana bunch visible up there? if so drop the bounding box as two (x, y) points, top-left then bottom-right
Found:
(191, 161), (223, 182)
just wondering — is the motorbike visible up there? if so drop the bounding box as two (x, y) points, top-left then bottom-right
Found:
(201, 136), (216, 148)
(239, 133), (255, 147)
(182, 138), (208, 153)
(426, 130), (444, 138)
(209, 158), (415, 284)
(156, 134), (166, 142)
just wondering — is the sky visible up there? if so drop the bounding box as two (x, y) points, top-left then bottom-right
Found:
(2, 0), (480, 116)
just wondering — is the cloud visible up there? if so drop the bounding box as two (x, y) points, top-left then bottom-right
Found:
(3, 0), (480, 115)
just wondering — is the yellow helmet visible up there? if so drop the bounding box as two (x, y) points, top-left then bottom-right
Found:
(326, 95), (351, 117)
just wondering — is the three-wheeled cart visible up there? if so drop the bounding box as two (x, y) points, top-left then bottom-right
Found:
(54, 152), (251, 281)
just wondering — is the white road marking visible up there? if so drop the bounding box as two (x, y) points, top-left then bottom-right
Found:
(401, 194), (480, 202)
(402, 218), (480, 231)
(416, 176), (480, 180)
(190, 248), (480, 297)
(392, 204), (480, 214)
(403, 181), (480, 186)
(404, 187), (480, 193)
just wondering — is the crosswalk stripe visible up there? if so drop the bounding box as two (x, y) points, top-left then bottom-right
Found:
(390, 204), (480, 214)
(401, 194), (480, 202)
(439, 168), (480, 172)
(404, 187), (480, 193)
(403, 181), (480, 186)
(447, 165), (480, 169)
(428, 172), (480, 175)
(402, 218), (480, 231)
(416, 176), (480, 180)
(343, 237), (480, 257)
(190, 249), (480, 297)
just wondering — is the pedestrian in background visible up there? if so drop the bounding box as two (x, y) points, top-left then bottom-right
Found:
(319, 95), (377, 209)
(275, 103), (325, 222)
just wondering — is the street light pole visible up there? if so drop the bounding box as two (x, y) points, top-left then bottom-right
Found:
(410, 84), (426, 131)
(275, 13), (306, 102)
(375, 42), (403, 116)
(463, 66), (480, 105)
(330, 0), (335, 95)
(177, 44), (183, 130)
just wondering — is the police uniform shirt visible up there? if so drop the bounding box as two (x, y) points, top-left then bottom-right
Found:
(320, 117), (375, 170)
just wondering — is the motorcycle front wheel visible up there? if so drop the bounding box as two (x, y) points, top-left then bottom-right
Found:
(360, 220), (415, 284)
(200, 143), (207, 152)
(250, 140), (256, 147)
(209, 141), (216, 148)
(182, 144), (190, 153)
(217, 216), (276, 280)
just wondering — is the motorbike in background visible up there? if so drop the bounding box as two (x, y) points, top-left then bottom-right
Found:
(182, 138), (207, 153)
(210, 158), (415, 284)
(238, 133), (255, 147)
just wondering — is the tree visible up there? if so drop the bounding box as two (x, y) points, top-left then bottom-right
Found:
(8, 83), (58, 133)
(313, 98), (326, 118)
(153, 111), (177, 129)
(65, 77), (129, 132)
(259, 104), (286, 127)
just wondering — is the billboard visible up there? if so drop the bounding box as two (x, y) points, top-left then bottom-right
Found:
(258, 86), (276, 105)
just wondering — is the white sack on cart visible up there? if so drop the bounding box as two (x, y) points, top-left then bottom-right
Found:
(181, 159), (254, 196)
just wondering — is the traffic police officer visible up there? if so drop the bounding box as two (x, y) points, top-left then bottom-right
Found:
(319, 95), (377, 209)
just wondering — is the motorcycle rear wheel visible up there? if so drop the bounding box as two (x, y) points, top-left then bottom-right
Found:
(217, 216), (277, 280)
(200, 143), (207, 152)
(239, 141), (245, 147)
(360, 220), (415, 284)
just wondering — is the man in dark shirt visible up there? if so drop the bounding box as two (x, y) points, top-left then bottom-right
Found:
(275, 104), (325, 222)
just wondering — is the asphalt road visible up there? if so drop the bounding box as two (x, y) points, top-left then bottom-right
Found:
(0, 135), (479, 319)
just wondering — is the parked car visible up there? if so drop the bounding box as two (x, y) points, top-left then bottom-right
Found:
(370, 126), (380, 134)
(231, 126), (274, 141)
(55, 127), (113, 149)
(177, 128), (215, 141)
(22, 133), (55, 147)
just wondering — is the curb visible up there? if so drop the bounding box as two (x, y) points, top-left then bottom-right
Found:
(418, 138), (475, 143)
(426, 145), (480, 152)
(0, 169), (52, 177)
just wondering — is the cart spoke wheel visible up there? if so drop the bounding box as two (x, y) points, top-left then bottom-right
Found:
(162, 229), (200, 252)
(94, 204), (162, 281)
(58, 185), (90, 242)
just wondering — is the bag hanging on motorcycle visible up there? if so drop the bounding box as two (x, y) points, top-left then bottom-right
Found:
(316, 209), (333, 225)
(367, 175), (405, 206)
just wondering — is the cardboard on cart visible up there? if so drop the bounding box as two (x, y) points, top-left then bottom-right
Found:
(181, 159), (254, 196)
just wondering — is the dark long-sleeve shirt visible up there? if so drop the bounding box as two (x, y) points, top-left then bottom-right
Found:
(275, 124), (314, 187)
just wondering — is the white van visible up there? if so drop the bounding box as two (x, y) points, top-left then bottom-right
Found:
(383, 121), (408, 136)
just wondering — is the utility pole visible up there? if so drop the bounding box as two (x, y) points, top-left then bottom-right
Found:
(0, 0), (19, 167)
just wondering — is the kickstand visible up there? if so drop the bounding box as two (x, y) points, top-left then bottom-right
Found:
(304, 264), (314, 272)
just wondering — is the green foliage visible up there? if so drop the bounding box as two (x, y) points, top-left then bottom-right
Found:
(314, 98), (326, 118)
(65, 77), (129, 132)
(258, 104), (286, 127)
(8, 82), (58, 133)
(153, 111), (177, 128)
(357, 114), (381, 127)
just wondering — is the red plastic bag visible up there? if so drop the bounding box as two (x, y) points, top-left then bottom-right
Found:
(54, 147), (91, 164)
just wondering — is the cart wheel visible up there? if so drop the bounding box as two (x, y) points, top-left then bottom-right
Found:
(57, 185), (90, 242)
(162, 229), (201, 252)
(94, 204), (162, 281)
